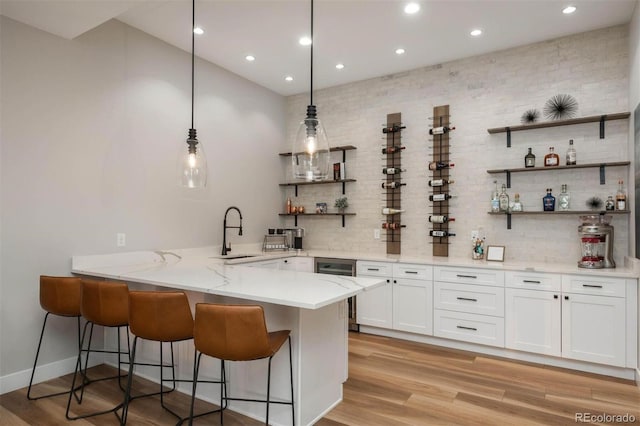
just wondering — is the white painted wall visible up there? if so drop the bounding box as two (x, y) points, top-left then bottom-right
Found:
(285, 25), (630, 265)
(0, 17), (285, 383)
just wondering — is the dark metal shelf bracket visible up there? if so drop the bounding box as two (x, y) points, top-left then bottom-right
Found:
(506, 127), (511, 148)
(599, 115), (606, 139)
(599, 165), (606, 185)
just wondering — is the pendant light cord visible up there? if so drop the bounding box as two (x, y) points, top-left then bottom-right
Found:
(309, 0), (313, 107)
(191, 0), (195, 129)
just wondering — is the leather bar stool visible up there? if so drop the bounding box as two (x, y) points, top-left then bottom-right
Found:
(28, 276), (82, 400)
(190, 304), (295, 425)
(65, 278), (131, 420)
(120, 290), (223, 425)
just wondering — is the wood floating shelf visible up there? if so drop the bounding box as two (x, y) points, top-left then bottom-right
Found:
(487, 161), (630, 187)
(278, 145), (357, 157)
(488, 210), (630, 215)
(279, 212), (355, 228)
(487, 112), (630, 147)
(279, 179), (356, 186)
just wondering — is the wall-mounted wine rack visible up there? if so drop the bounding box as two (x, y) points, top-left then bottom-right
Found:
(430, 105), (453, 257)
(383, 112), (404, 255)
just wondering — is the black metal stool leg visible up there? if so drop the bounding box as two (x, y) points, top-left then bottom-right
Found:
(288, 336), (295, 426)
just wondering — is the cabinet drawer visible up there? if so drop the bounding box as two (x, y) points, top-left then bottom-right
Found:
(356, 261), (393, 277)
(434, 266), (504, 287)
(561, 275), (625, 298)
(505, 271), (561, 291)
(393, 263), (432, 280)
(434, 282), (504, 317)
(434, 309), (505, 348)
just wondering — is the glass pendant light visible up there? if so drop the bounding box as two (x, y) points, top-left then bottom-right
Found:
(178, 0), (207, 188)
(292, 0), (330, 181)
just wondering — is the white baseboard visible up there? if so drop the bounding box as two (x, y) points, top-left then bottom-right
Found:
(0, 355), (103, 395)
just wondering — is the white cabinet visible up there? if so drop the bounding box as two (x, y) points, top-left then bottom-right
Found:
(561, 276), (626, 367)
(392, 264), (433, 335)
(433, 266), (505, 348)
(244, 256), (314, 272)
(356, 261), (393, 328)
(356, 261), (432, 335)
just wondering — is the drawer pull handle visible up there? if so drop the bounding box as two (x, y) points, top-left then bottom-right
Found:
(405, 271), (419, 274)
(582, 284), (603, 288)
(523, 280), (541, 284)
(456, 297), (478, 302)
(367, 268), (380, 271)
(456, 274), (477, 279)
(456, 325), (477, 331)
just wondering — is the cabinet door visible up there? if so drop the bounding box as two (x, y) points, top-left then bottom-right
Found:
(562, 293), (625, 367)
(505, 288), (561, 356)
(281, 257), (314, 272)
(393, 278), (433, 335)
(245, 259), (280, 269)
(356, 278), (392, 329)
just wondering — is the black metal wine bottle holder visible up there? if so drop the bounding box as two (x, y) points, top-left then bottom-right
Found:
(384, 112), (403, 255)
(431, 105), (451, 257)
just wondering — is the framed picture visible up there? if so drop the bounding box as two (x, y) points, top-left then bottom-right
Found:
(486, 246), (505, 262)
(315, 202), (328, 214)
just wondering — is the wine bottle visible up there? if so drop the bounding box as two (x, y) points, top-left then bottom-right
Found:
(382, 124), (406, 134)
(428, 161), (455, 171)
(429, 193), (455, 202)
(382, 167), (406, 175)
(498, 184), (509, 212)
(381, 207), (405, 215)
(381, 181), (406, 189)
(428, 215), (455, 224)
(566, 139), (576, 165)
(430, 230), (456, 237)
(382, 146), (406, 154)
(382, 222), (406, 230)
(524, 147), (535, 168)
(428, 179), (454, 187)
(429, 126), (455, 135)
(616, 179), (627, 210)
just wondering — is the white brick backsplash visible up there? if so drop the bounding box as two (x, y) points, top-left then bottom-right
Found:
(283, 26), (630, 264)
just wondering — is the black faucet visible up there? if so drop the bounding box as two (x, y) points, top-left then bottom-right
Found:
(221, 206), (243, 255)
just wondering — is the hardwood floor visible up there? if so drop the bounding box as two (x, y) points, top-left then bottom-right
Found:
(3, 332), (639, 425)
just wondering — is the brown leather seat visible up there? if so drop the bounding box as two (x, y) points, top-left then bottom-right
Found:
(120, 291), (222, 425)
(190, 304), (295, 425)
(66, 278), (130, 421)
(28, 276), (82, 400)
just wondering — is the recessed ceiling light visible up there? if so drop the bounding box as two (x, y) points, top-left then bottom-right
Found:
(193, 27), (204, 35)
(470, 29), (483, 37)
(563, 5), (576, 14)
(245, 55), (255, 62)
(336, 63), (345, 70)
(285, 76), (294, 82)
(299, 36), (312, 46)
(395, 48), (406, 55)
(404, 3), (420, 14)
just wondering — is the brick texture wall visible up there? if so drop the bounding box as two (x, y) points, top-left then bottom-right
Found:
(282, 25), (630, 264)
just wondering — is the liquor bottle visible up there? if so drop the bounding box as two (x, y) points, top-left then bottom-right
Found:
(566, 139), (576, 165)
(544, 147), (559, 167)
(382, 222), (406, 230)
(382, 167), (406, 175)
(430, 230), (456, 237)
(491, 180), (500, 213)
(429, 126), (455, 135)
(286, 197), (292, 214)
(428, 161), (455, 171)
(558, 184), (570, 211)
(605, 195), (615, 211)
(543, 188), (556, 211)
(381, 181), (406, 189)
(382, 146), (406, 154)
(616, 179), (627, 210)
(428, 215), (455, 224)
(381, 207), (405, 215)
(511, 193), (523, 212)
(428, 179), (454, 187)
(524, 147), (536, 168)
(429, 193), (455, 202)
(382, 124), (406, 134)
(498, 184), (509, 212)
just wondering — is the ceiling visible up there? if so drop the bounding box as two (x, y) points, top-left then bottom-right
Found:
(1, 0), (636, 96)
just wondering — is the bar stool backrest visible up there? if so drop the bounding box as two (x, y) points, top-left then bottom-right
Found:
(80, 279), (129, 327)
(39, 276), (81, 316)
(194, 304), (272, 361)
(128, 291), (193, 342)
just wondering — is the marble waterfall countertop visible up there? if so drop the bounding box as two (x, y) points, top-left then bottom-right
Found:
(71, 247), (385, 309)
